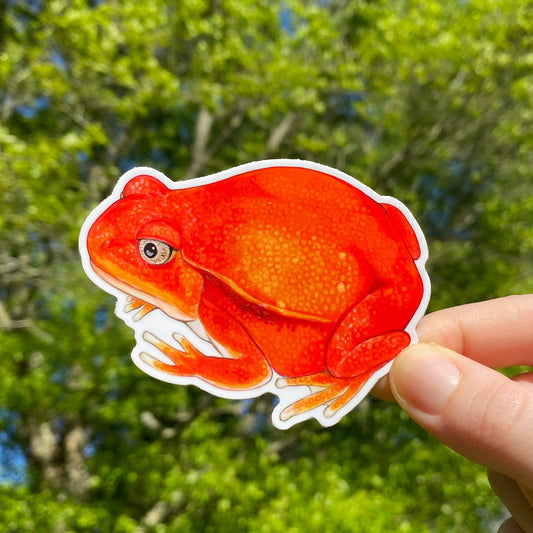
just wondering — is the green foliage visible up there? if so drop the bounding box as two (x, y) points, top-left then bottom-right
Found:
(1, 0), (532, 531)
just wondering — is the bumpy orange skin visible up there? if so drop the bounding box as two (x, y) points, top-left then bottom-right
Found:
(86, 165), (425, 405)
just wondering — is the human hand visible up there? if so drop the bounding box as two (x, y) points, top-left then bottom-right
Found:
(373, 295), (533, 533)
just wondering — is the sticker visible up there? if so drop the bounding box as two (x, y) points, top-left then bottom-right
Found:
(79, 160), (430, 429)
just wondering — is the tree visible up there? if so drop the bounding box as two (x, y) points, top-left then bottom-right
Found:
(2, 0), (532, 530)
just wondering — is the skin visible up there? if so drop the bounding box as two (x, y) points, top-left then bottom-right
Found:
(85, 166), (428, 422)
(373, 294), (533, 533)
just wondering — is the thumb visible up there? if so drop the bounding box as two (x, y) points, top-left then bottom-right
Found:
(390, 343), (533, 488)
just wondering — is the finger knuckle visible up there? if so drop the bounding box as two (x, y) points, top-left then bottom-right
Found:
(470, 379), (533, 446)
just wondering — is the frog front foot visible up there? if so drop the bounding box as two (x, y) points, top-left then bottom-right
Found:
(124, 296), (157, 321)
(276, 372), (372, 421)
(140, 331), (203, 375)
(140, 330), (272, 390)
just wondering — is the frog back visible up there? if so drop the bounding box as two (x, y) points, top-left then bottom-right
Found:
(177, 166), (419, 322)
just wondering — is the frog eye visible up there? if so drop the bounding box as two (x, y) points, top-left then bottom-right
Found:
(138, 239), (173, 265)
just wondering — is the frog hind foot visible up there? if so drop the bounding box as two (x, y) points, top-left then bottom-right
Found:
(327, 330), (410, 378)
(276, 372), (372, 422)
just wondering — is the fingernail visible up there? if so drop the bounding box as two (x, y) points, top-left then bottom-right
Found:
(391, 343), (461, 414)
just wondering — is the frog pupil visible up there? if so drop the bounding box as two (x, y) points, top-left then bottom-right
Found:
(144, 242), (157, 258)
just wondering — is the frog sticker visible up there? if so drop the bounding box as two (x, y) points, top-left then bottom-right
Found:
(79, 160), (430, 429)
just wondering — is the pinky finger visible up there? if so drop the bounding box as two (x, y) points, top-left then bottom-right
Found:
(498, 518), (527, 533)
(488, 469), (533, 533)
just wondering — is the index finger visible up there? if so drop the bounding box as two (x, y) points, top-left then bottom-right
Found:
(372, 294), (533, 401)
(416, 294), (533, 369)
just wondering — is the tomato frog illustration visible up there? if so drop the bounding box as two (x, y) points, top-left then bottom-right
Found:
(80, 160), (430, 428)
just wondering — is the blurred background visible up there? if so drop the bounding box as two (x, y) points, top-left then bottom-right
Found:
(1, 0), (533, 531)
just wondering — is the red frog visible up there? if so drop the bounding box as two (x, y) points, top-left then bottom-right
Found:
(80, 160), (430, 428)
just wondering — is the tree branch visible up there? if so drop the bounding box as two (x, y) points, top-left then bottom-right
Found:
(183, 107), (214, 180)
(263, 113), (296, 156)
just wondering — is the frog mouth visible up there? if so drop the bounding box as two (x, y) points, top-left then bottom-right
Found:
(89, 261), (194, 322)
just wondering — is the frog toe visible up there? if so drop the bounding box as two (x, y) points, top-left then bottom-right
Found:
(139, 351), (158, 367)
(142, 331), (199, 367)
(139, 349), (181, 375)
(279, 381), (349, 421)
(323, 378), (367, 417)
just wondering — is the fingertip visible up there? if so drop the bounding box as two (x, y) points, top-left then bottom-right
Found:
(371, 374), (394, 401)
